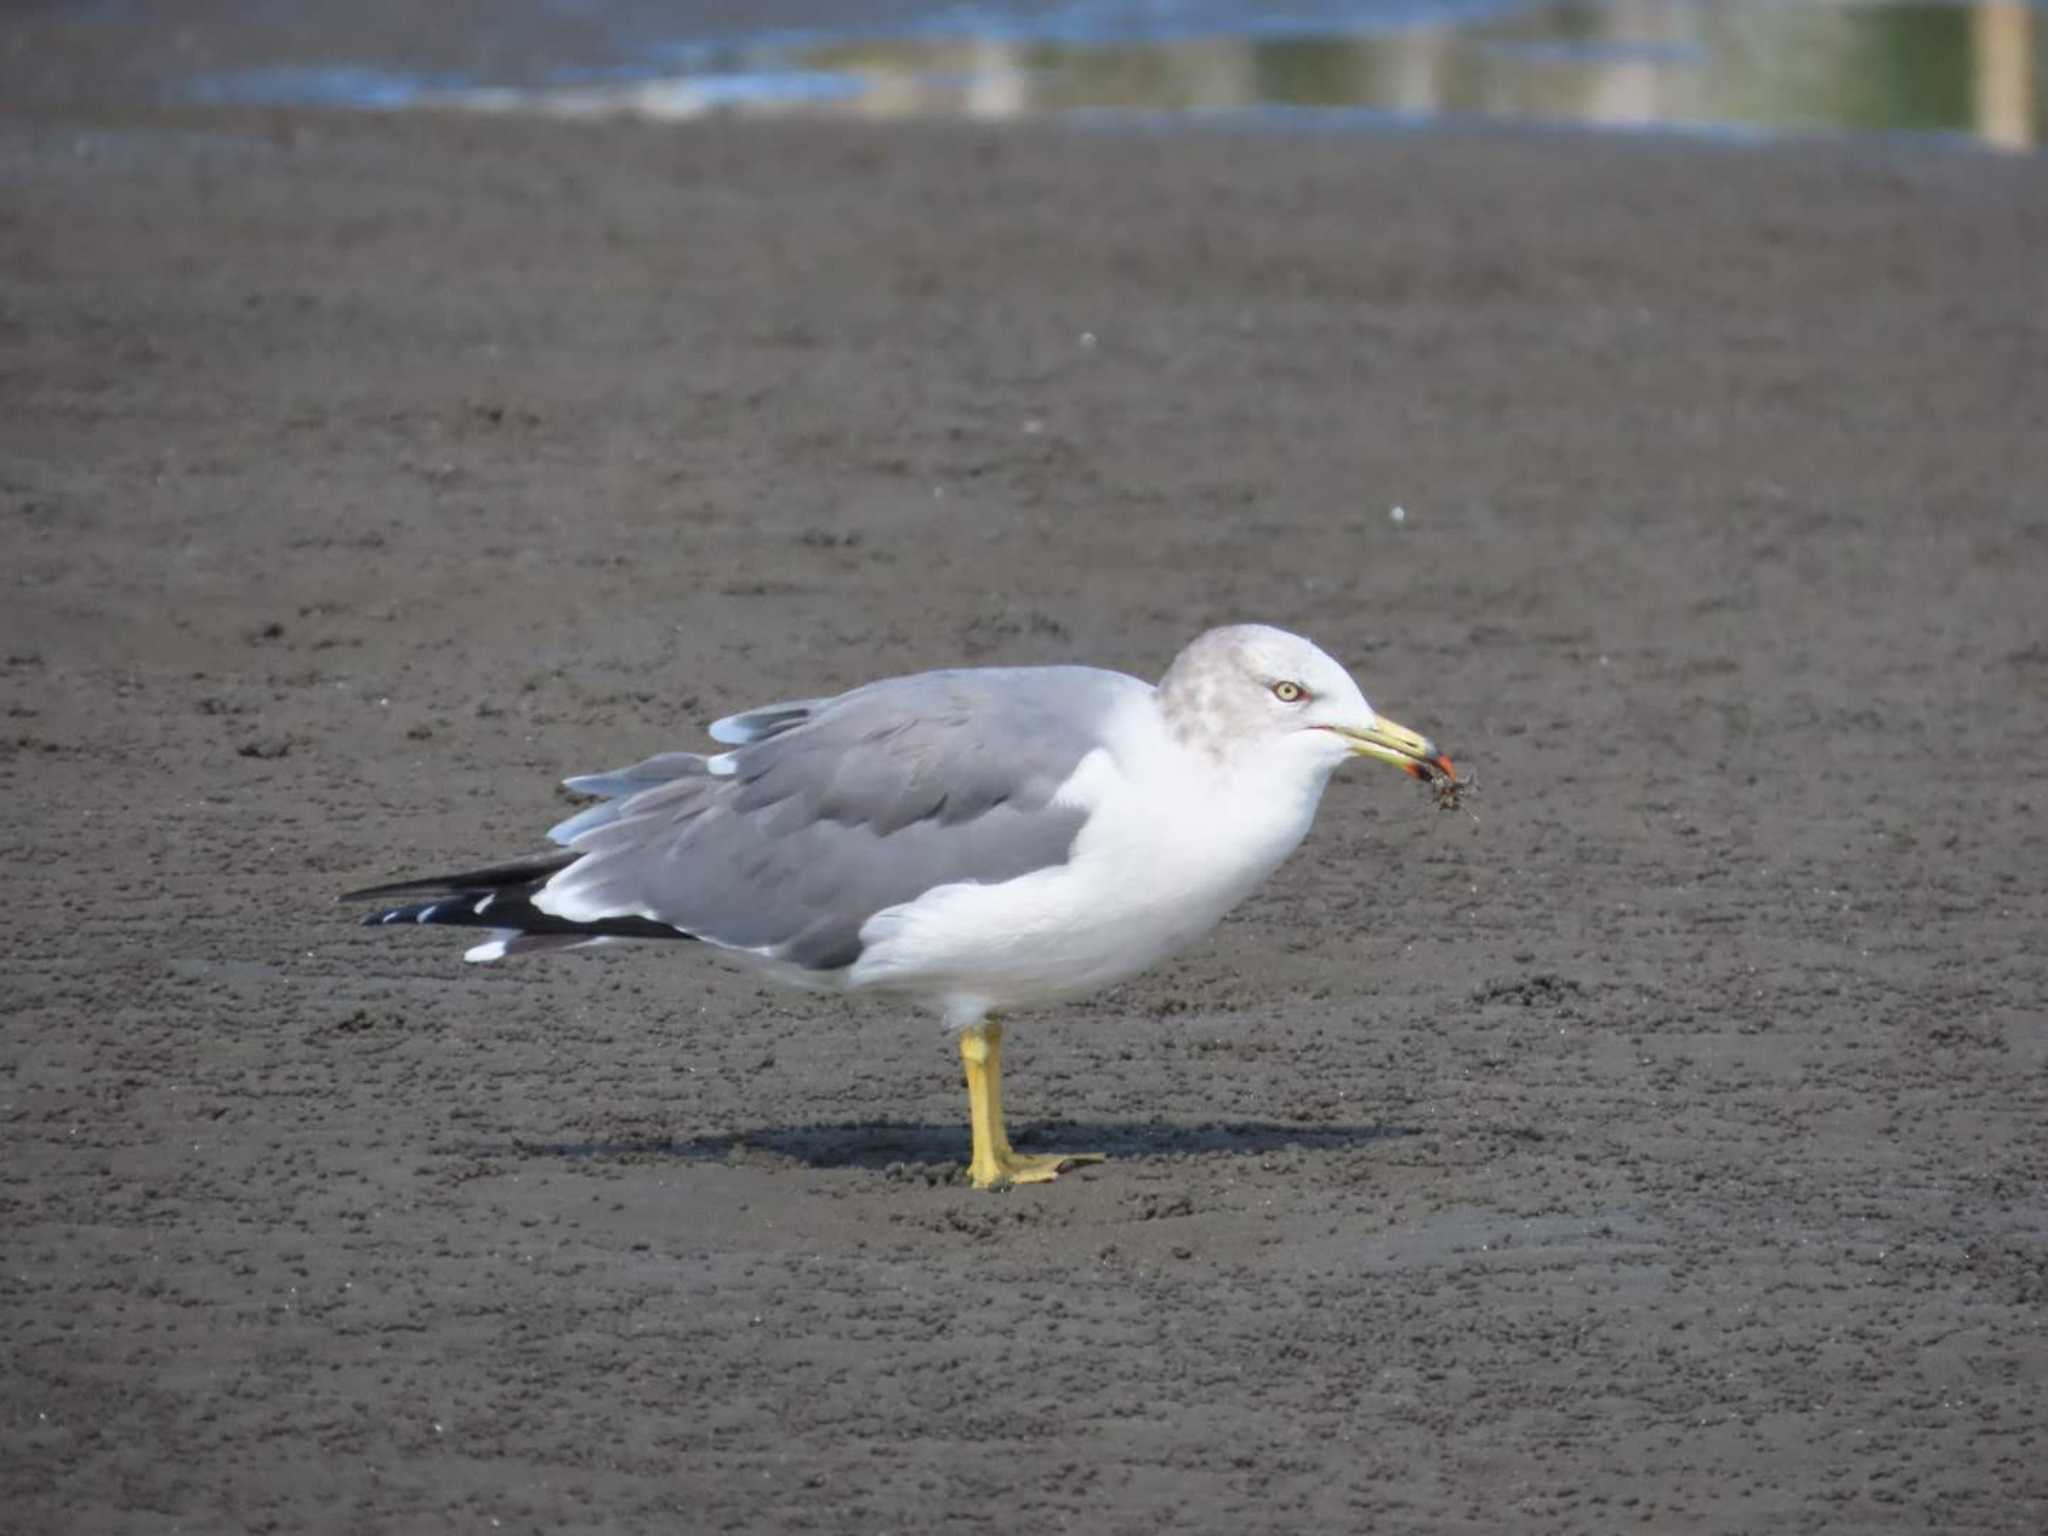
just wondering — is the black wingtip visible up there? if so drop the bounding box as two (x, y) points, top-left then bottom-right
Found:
(354, 892), (696, 944)
(340, 877), (423, 903)
(338, 851), (580, 904)
(340, 882), (423, 903)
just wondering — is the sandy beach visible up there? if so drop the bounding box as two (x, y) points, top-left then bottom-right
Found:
(4, 41), (2047, 1534)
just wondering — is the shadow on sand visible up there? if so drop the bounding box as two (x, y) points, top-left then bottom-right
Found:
(502, 1119), (1419, 1172)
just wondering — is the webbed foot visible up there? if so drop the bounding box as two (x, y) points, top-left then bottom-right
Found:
(967, 1147), (1106, 1190)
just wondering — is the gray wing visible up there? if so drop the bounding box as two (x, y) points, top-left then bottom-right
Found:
(536, 666), (1139, 972)
(706, 698), (828, 746)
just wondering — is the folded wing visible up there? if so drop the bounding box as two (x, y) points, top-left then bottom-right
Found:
(350, 665), (1138, 974)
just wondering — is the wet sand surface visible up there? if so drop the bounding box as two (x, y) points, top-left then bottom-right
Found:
(4, 85), (2047, 1534)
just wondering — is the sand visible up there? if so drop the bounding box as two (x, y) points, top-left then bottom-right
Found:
(4, 79), (2047, 1534)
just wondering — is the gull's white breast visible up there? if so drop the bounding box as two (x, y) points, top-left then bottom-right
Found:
(848, 696), (1330, 1015)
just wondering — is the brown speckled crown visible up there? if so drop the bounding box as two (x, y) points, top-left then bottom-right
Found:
(1155, 624), (1304, 755)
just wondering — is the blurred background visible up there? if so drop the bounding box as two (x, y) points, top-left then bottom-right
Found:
(16, 0), (2046, 152)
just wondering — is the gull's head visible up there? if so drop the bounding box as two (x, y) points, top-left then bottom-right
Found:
(1158, 624), (1455, 787)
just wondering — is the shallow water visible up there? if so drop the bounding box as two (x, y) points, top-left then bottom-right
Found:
(187, 0), (2046, 152)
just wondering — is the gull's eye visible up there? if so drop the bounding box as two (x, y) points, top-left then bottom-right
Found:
(1271, 680), (1307, 704)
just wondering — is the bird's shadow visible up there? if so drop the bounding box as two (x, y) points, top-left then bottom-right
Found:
(503, 1118), (1418, 1172)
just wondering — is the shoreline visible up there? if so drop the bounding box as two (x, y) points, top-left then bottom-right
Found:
(7, 0), (2042, 153)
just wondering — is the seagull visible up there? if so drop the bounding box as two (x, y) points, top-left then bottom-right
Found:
(343, 624), (1459, 1188)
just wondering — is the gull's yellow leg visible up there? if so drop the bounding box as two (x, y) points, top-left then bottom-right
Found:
(958, 1019), (1105, 1189)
